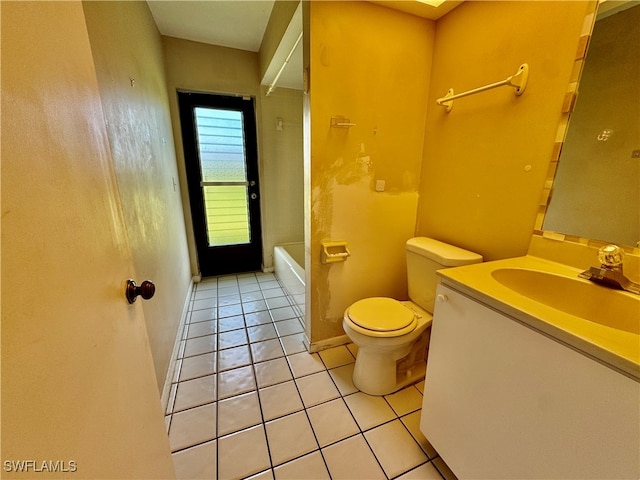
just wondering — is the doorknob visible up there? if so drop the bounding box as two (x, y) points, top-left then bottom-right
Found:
(126, 279), (155, 304)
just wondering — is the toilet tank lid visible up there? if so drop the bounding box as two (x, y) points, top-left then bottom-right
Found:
(406, 237), (483, 267)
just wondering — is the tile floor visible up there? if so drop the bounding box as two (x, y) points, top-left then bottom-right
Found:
(165, 272), (456, 480)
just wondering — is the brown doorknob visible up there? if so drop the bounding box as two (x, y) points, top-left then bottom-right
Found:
(126, 279), (155, 304)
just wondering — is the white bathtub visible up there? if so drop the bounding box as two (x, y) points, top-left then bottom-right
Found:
(274, 242), (305, 317)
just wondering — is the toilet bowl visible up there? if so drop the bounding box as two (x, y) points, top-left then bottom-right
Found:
(343, 237), (482, 396)
(343, 297), (431, 395)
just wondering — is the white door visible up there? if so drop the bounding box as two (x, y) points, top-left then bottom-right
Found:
(1, 2), (174, 478)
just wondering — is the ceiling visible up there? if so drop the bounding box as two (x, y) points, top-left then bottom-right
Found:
(147, 1), (461, 91)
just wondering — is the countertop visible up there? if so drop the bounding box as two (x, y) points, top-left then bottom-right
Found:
(437, 255), (640, 381)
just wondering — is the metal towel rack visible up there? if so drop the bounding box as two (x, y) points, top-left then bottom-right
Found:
(436, 63), (529, 113)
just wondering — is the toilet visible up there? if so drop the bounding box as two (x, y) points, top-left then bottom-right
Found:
(343, 237), (482, 395)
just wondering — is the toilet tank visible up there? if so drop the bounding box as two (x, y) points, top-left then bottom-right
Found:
(406, 237), (482, 313)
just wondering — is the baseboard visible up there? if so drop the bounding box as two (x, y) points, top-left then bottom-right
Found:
(160, 278), (194, 413)
(306, 334), (351, 353)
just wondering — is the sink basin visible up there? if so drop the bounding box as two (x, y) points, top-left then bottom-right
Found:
(491, 268), (640, 335)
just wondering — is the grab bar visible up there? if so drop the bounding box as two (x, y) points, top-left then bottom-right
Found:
(436, 63), (529, 112)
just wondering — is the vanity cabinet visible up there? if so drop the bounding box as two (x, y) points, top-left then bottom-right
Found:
(421, 283), (640, 479)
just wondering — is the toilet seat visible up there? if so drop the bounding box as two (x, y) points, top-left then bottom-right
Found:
(346, 297), (417, 337)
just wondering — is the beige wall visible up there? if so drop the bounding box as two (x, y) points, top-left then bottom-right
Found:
(260, 87), (305, 266)
(83, 1), (192, 391)
(259, 0), (300, 82)
(416, 1), (591, 262)
(308, 2), (436, 343)
(162, 36), (304, 273)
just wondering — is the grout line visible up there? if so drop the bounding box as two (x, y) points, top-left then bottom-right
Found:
(170, 271), (446, 480)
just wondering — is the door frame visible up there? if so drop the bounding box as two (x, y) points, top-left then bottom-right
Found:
(178, 91), (263, 277)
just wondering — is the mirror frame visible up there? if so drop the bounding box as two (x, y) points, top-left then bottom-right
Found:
(533, 1), (638, 254)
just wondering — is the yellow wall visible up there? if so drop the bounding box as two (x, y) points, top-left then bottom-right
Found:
(308, 2), (435, 343)
(417, 1), (591, 261)
(82, 1), (192, 391)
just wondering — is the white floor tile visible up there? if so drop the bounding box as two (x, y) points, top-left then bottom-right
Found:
(179, 353), (216, 381)
(274, 451), (330, 479)
(265, 411), (318, 467)
(218, 286), (240, 296)
(245, 311), (273, 326)
(217, 365), (256, 400)
(172, 440), (216, 479)
(190, 308), (216, 323)
(254, 357), (293, 388)
(274, 318), (304, 337)
(318, 345), (355, 369)
(194, 288), (217, 300)
(280, 333), (307, 356)
(186, 319), (216, 338)
(328, 364), (358, 396)
(250, 338), (285, 363)
(217, 345), (252, 372)
(287, 352), (325, 378)
(259, 381), (304, 421)
(218, 314), (245, 332)
(295, 371), (340, 407)
(193, 298), (217, 311)
(219, 303), (244, 318)
(248, 323), (278, 343)
(307, 398), (360, 447)
(364, 419), (428, 478)
(322, 434), (386, 479)
(218, 425), (271, 479)
(183, 334), (216, 357)
(262, 287), (286, 299)
(269, 305), (296, 320)
(240, 291), (264, 303)
(218, 293), (241, 306)
(173, 375), (216, 412)
(385, 385), (423, 416)
(265, 296), (290, 309)
(239, 282), (261, 293)
(218, 391), (262, 436)
(243, 299), (268, 313)
(344, 392), (396, 431)
(168, 273), (447, 480)
(169, 403), (216, 451)
(218, 328), (248, 350)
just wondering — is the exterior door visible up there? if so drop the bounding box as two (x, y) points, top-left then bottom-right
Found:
(178, 92), (263, 276)
(1, 3), (174, 477)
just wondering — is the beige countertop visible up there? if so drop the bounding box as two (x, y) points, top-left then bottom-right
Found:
(437, 255), (640, 381)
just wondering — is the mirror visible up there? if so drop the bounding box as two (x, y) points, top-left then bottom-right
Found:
(542, 2), (639, 248)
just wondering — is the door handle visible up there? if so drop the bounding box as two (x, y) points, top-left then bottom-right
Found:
(250, 193), (258, 200)
(126, 279), (155, 304)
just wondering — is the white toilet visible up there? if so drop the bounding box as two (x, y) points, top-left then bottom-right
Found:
(343, 237), (482, 395)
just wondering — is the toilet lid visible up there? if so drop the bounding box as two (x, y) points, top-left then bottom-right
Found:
(347, 297), (417, 334)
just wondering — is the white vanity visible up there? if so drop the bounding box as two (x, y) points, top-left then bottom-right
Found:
(420, 255), (640, 479)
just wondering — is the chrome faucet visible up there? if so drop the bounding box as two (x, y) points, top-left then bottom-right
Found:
(578, 245), (640, 295)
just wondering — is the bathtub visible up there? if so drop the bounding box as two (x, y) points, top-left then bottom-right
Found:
(274, 242), (305, 317)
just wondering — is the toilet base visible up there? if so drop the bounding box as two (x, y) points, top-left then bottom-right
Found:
(351, 333), (429, 396)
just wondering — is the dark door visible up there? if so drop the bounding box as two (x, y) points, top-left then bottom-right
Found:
(178, 92), (263, 276)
